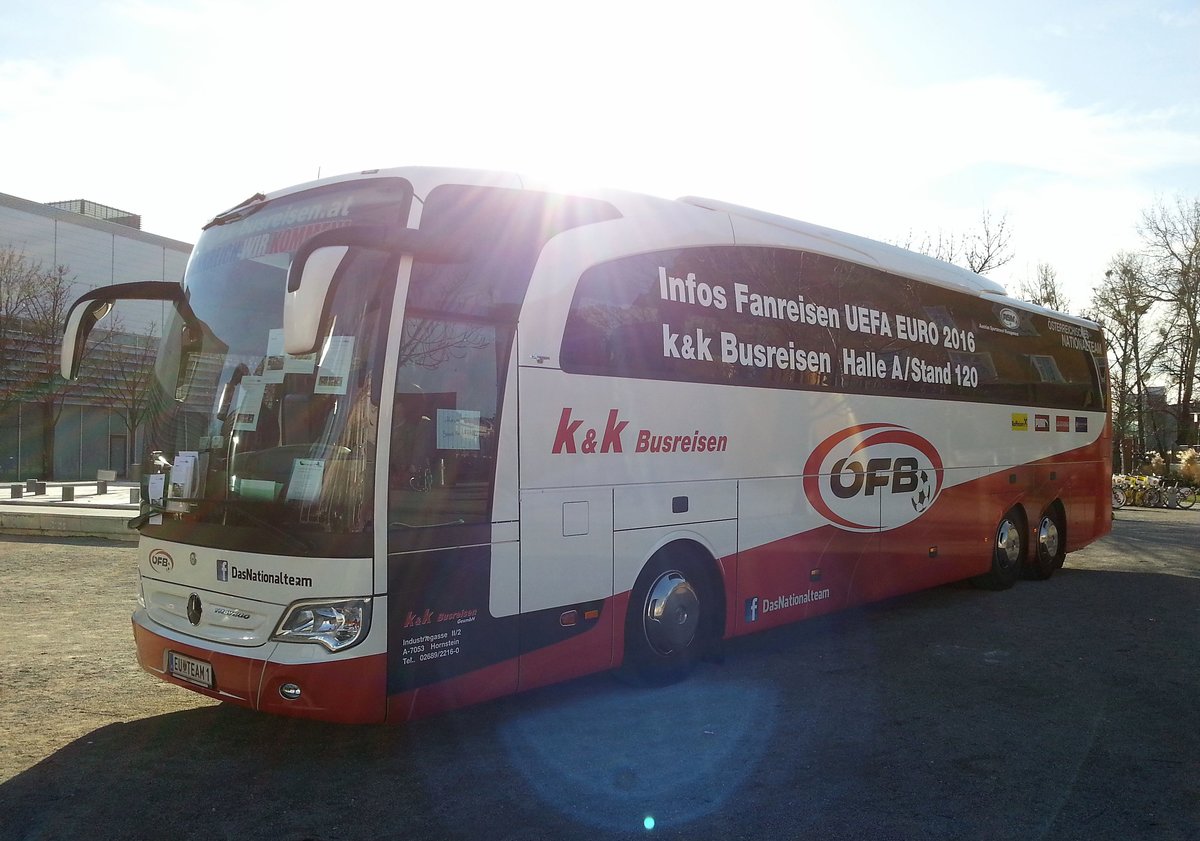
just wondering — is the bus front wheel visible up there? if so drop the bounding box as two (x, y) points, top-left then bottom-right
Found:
(618, 550), (714, 686)
(972, 509), (1025, 590)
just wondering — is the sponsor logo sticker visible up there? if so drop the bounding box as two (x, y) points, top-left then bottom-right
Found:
(744, 591), (832, 623)
(1075, 417), (1088, 433)
(148, 549), (173, 572)
(744, 597), (759, 624)
(1056, 415), (1070, 432)
(803, 423), (944, 533)
(218, 562), (312, 588)
(1011, 413), (1029, 431)
(998, 307), (1021, 330)
(1034, 414), (1050, 432)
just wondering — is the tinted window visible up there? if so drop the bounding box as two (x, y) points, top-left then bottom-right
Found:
(561, 246), (1103, 411)
(386, 187), (620, 550)
(410, 186), (620, 320)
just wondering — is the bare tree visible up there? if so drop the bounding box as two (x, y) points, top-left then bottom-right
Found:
(962, 210), (1014, 275)
(1088, 254), (1158, 469)
(1018, 262), (1071, 313)
(1139, 195), (1200, 448)
(0, 254), (99, 478)
(898, 228), (962, 265)
(89, 316), (159, 476)
(897, 210), (1014, 276)
(1152, 307), (1194, 446)
(24, 264), (91, 478)
(0, 247), (43, 413)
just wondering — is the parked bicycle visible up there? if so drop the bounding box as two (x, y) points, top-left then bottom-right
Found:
(1161, 480), (1198, 510)
(1111, 474), (1199, 510)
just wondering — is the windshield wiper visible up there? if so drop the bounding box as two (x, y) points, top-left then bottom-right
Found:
(130, 498), (314, 553)
(127, 502), (171, 531)
(205, 499), (315, 552)
(389, 518), (466, 530)
(202, 192), (267, 230)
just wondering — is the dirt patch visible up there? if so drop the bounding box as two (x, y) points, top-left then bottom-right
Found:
(0, 535), (214, 781)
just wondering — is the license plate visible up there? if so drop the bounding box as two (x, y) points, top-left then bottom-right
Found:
(167, 651), (214, 688)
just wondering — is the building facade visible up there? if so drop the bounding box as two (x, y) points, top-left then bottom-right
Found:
(0, 191), (192, 481)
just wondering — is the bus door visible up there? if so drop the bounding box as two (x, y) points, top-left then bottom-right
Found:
(517, 486), (615, 691)
(384, 313), (522, 716)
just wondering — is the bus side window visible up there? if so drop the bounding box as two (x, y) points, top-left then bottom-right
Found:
(391, 400), (435, 486)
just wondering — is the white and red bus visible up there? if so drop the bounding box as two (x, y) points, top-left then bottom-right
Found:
(62, 167), (1111, 723)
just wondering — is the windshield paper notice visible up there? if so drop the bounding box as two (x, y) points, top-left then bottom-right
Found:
(315, 336), (354, 395)
(232, 376), (268, 430)
(436, 409), (482, 451)
(286, 458), (326, 502)
(264, 328), (316, 383)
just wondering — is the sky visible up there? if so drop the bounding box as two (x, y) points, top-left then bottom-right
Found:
(1, 0), (1198, 312)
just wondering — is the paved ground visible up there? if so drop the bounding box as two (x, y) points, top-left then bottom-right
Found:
(0, 506), (1196, 841)
(0, 480), (139, 541)
(0, 479), (140, 507)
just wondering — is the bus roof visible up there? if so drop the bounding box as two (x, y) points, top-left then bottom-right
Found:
(678, 196), (1009, 297)
(252, 166), (1098, 329)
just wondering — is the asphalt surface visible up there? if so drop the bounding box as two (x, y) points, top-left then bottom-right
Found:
(0, 506), (1196, 841)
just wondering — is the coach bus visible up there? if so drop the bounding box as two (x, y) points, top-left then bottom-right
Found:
(61, 167), (1111, 723)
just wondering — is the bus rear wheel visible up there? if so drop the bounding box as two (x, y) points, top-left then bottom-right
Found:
(972, 509), (1025, 590)
(1027, 507), (1065, 580)
(618, 550), (714, 686)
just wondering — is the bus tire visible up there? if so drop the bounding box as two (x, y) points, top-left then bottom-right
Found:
(972, 509), (1025, 590)
(618, 548), (716, 687)
(1028, 505), (1065, 579)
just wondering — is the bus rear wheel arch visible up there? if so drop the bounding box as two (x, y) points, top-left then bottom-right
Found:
(618, 542), (723, 686)
(972, 507), (1026, 590)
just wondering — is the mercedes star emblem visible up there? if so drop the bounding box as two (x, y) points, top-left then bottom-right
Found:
(187, 593), (203, 625)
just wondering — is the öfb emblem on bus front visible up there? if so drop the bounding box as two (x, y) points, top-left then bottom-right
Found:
(803, 423), (945, 532)
(148, 549), (173, 572)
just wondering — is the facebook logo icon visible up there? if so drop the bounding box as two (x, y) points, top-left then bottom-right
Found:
(217, 559), (229, 582)
(744, 597), (759, 623)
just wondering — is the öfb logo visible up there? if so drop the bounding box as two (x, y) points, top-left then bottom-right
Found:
(803, 423), (944, 532)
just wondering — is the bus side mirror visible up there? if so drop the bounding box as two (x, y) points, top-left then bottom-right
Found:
(284, 245), (349, 356)
(283, 225), (469, 356)
(60, 280), (185, 380)
(61, 299), (113, 380)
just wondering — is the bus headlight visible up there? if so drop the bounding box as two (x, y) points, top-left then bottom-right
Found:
(271, 598), (372, 652)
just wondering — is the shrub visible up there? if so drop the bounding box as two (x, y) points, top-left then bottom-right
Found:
(1177, 448), (1200, 484)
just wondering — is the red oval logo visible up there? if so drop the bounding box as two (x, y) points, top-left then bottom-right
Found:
(803, 423), (944, 532)
(149, 548), (174, 572)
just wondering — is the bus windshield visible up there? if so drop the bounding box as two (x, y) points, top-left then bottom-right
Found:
(146, 178), (412, 554)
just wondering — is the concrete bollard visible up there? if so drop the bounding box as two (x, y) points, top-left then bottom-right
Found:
(128, 488), (140, 504)
(9, 484), (22, 499)
(62, 486), (75, 501)
(34, 481), (46, 495)
(97, 480), (108, 495)
(25, 478), (37, 492)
